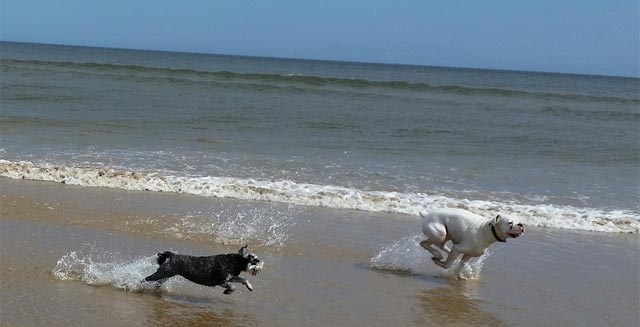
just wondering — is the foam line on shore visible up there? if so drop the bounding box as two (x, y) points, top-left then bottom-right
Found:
(1, 159), (638, 234)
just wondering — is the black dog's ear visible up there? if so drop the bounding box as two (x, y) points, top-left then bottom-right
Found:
(239, 245), (248, 257)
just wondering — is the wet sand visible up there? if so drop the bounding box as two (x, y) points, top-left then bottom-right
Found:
(1, 178), (638, 327)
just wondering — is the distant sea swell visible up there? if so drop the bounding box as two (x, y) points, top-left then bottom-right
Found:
(2, 59), (638, 106)
(1, 160), (638, 234)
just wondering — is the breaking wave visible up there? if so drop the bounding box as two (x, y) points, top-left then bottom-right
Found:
(2, 159), (638, 234)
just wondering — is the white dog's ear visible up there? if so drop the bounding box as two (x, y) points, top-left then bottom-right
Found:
(495, 214), (501, 223)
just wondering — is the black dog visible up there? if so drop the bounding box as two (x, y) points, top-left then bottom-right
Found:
(142, 245), (263, 294)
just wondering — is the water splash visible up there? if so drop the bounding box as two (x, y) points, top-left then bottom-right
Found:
(370, 234), (430, 274)
(164, 204), (297, 249)
(52, 250), (158, 292)
(370, 234), (490, 280)
(211, 205), (296, 249)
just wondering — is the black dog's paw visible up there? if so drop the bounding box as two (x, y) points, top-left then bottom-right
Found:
(223, 289), (235, 295)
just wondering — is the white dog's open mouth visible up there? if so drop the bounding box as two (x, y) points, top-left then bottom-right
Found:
(508, 229), (525, 238)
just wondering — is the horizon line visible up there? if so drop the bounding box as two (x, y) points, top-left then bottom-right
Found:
(1, 39), (638, 79)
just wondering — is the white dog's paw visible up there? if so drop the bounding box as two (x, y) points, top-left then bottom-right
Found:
(245, 281), (254, 291)
(431, 257), (446, 268)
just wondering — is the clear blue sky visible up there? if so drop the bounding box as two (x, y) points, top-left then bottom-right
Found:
(1, 0), (638, 77)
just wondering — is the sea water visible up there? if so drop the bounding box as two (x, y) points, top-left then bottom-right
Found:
(1, 41), (638, 233)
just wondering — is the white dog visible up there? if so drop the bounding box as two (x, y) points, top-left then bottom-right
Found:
(419, 208), (525, 278)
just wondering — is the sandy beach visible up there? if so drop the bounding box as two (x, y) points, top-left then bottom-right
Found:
(1, 178), (638, 327)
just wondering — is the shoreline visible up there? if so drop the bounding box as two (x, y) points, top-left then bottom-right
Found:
(2, 161), (638, 234)
(1, 178), (638, 326)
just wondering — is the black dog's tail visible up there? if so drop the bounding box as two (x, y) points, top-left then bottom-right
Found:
(156, 251), (174, 265)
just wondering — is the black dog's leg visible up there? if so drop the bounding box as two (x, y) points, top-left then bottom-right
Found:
(221, 282), (236, 295)
(228, 276), (253, 291)
(143, 265), (177, 286)
(151, 278), (169, 290)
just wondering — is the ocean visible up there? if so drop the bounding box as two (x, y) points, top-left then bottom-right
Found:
(1, 41), (639, 327)
(2, 41), (638, 233)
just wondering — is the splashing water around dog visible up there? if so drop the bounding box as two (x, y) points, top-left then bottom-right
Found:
(142, 245), (263, 295)
(53, 245), (264, 295)
(370, 234), (490, 280)
(52, 250), (159, 292)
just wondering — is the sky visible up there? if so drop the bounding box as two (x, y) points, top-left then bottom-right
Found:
(1, 0), (639, 77)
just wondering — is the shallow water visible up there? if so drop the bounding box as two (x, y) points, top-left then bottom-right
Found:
(1, 179), (638, 327)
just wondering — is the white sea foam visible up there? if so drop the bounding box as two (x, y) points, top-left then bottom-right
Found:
(2, 159), (638, 234)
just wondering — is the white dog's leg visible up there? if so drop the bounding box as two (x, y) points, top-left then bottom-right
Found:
(421, 222), (448, 263)
(420, 240), (444, 261)
(437, 248), (461, 269)
(454, 255), (472, 279)
(437, 243), (451, 254)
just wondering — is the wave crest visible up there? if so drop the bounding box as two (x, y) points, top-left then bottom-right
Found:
(3, 59), (637, 104)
